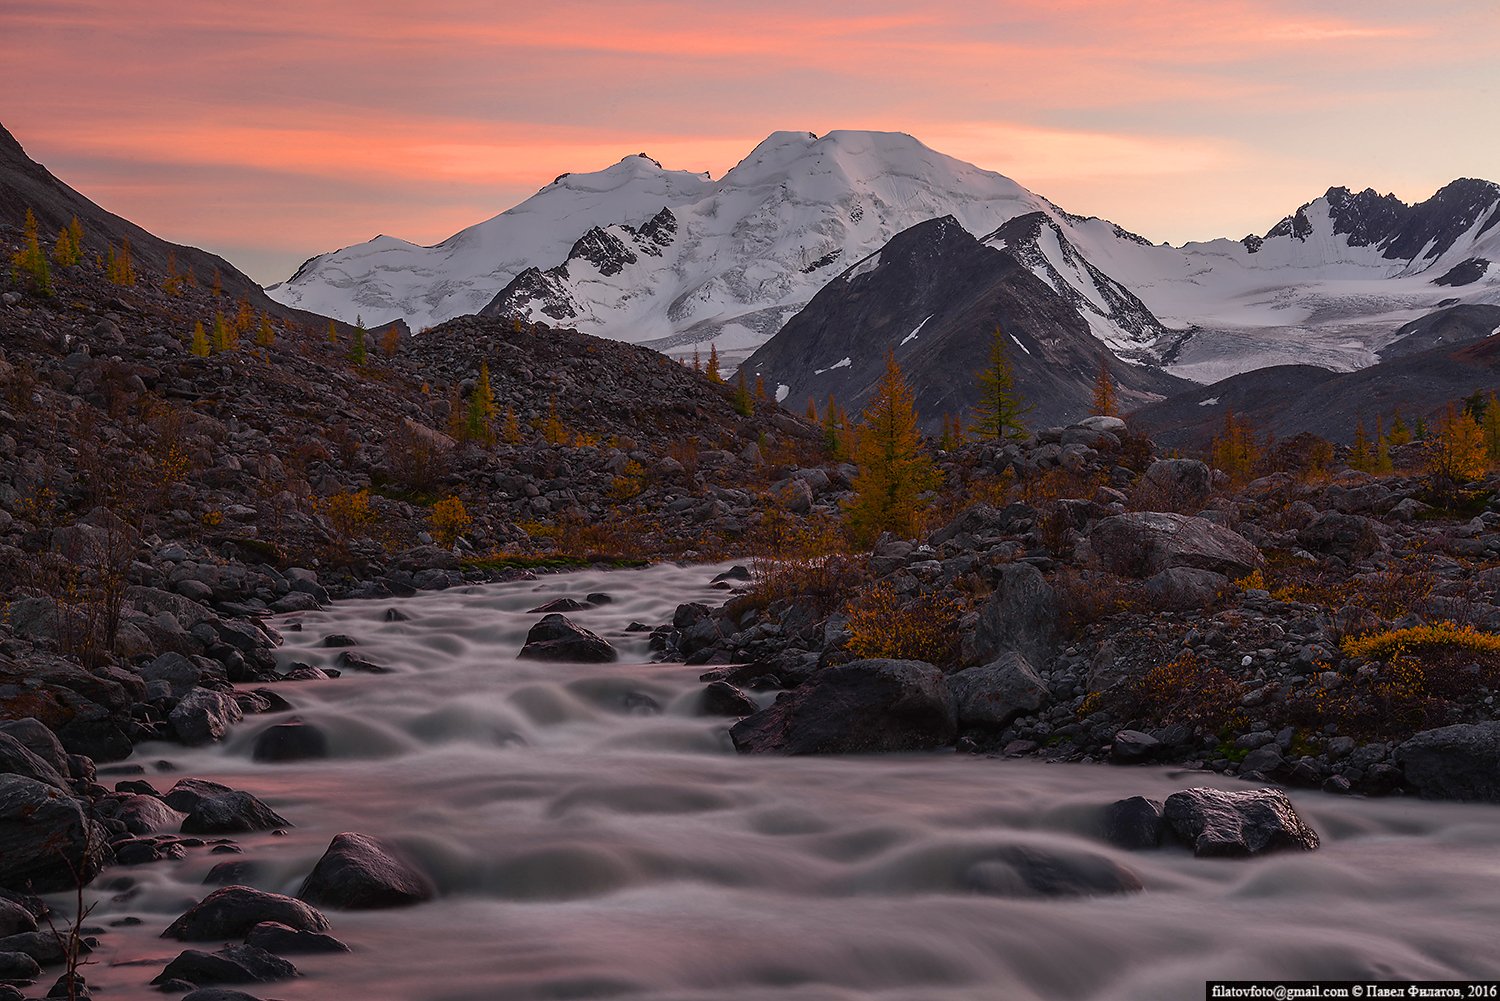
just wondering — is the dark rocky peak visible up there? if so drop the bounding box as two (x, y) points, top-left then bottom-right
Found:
(1383, 177), (1500, 262)
(1323, 186), (1409, 248)
(566, 226), (638, 277)
(632, 153), (663, 168)
(855, 214), (978, 270)
(637, 207), (677, 248)
(1265, 206), (1315, 242)
(482, 267), (577, 322)
(1241, 234), (1265, 253)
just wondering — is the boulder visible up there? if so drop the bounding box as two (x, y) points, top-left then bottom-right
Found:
(700, 681), (757, 717)
(0, 950), (39, 981)
(1102, 796), (1165, 850)
(0, 719), (71, 777)
(961, 845), (1142, 898)
(163, 886), (330, 941)
(1110, 730), (1161, 763)
(0, 776), (110, 893)
(730, 659), (956, 754)
(1398, 722), (1500, 802)
(1142, 567), (1231, 612)
(965, 564), (1058, 669)
(151, 945), (296, 986)
(182, 991), (271, 1001)
(250, 720), (329, 763)
(1140, 458), (1213, 510)
(0, 898), (37, 938)
(1162, 787), (1319, 857)
(115, 795), (186, 835)
(297, 832), (435, 909)
(1089, 512), (1262, 579)
(947, 652), (1048, 728)
(0, 732), (70, 790)
(517, 614), (616, 663)
(180, 792), (290, 834)
(526, 598), (589, 614)
(162, 778), (234, 813)
(245, 920), (349, 955)
(138, 652), (202, 697)
(1297, 511), (1382, 563)
(170, 689), (244, 746)
(0, 930), (87, 966)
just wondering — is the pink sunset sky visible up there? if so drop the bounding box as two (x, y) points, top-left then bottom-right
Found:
(2, 0), (1496, 284)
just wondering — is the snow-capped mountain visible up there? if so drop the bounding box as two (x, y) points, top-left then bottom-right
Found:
(740, 215), (1189, 431)
(267, 129), (1500, 383)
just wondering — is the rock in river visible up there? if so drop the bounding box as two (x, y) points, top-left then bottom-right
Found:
(518, 614), (617, 663)
(1162, 787), (1319, 857)
(297, 832), (435, 909)
(730, 659), (956, 754)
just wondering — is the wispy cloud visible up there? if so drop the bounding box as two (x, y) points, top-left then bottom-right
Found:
(1, 0), (1495, 282)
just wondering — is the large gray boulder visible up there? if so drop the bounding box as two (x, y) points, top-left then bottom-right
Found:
(730, 659), (956, 754)
(152, 945), (296, 987)
(163, 886), (330, 941)
(297, 832), (435, 909)
(0, 776), (111, 892)
(0, 732), (69, 790)
(517, 614), (616, 663)
(1162, 787), (1319, 857)
(1141, 458), (1213, 510)
(1089, 512), (1263, 579)
(1297, 511), (1382, 563)
(1398, 723), (1500, 802)
(170, 689), (243, 746)
(0, 719), (71, 777)
(964, 563), (1058, 669)
(1142, 567), (1232, 612)
(947, 652), (1048, 728)
(180, 791), (290, 834)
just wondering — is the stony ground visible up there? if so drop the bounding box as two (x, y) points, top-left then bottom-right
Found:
(4, 253), (1500, 997)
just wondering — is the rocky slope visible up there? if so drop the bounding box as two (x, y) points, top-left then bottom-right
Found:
(740, 215), (1189, 430)
(662, 417), (1500, 803)
(1133, 325), (1500, 448)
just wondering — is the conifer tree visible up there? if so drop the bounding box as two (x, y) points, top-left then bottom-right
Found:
(446, 385), (467, 441)
(1414, 416), (1429, 440)
(52, 219), (81, 267)
(1374, 416), (1393, 474)
(1483, 392), (1500, 465)
(501, 406), (523, 445)
(349, 321), (368, 366)
(754, 374), (768, 401)
(105, 239), (136, 286)
(1090, 357), (1118, 417)
(189, 320), (210, 358)
(1349, 417), (1372, 472)
(381, 324), (401, 359)
(938, 413), (956, 451)
(211, 269), (223, 298)
(732, 369), (753, 416)
(255, 312), (276, 348)
(1209, 409), (1261, 485)
(543, 395), (568, 445)
(692, 347), (702, 373)
(844, 352), (940, 544)
(465, 361), (497, 444)
(822, 393), (845, 459)
(705, 344), (722, 383)
(1388, 409), (1412, 446)
(10, 208), (51, 295)
(327, 320), (339, 346)
(216, 312), (238, 352)
(163, 251), (184, 296)
(1430, 402), (1487, 485)
(969, 327), (1029, 441)
(805, 397), (819, 422)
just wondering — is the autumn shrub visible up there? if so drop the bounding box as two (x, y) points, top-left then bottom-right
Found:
(1053, 567), (1138, 636)
(430, 496), (471, 549)
(843, 580), (965, 666)
(1341, 621), (1500, 661)
(320, 489), (375, 541)
(384, 418), (452, 492)
(746, 508), (865, 614)
(1109, 651), (1246, 733)
(608, 459), (648, 500)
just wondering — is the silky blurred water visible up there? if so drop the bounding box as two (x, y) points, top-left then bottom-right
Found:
(72, 562), (1500, 1000)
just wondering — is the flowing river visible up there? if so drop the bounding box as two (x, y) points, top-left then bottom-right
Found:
(74, 562), (1500, 1000)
